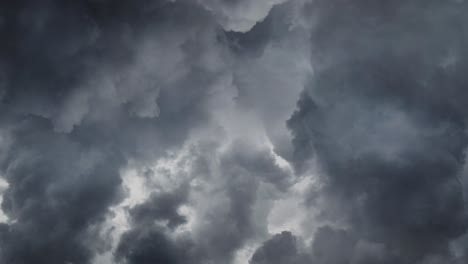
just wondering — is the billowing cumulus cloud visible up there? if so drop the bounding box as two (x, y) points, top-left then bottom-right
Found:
(288, 0), (468, 263)
(1, 0), (468, 264)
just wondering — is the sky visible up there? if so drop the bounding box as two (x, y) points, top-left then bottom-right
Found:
(1, 0), (468, 264)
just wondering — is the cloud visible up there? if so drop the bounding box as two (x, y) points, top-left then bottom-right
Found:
(250, 231), (303, 264)
(198, 0), (288, 32)
(115, 226), (194, 264)
(0, 0), (236, 263)
(113, 137), (294, 264)
(1, 0), (467, 263)
(0, 121), (123, 264)
(287, 0), (468, 262)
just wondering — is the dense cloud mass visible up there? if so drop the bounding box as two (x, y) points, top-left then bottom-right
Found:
(288, 0), (468, 263)
(1, 0), (468, 264)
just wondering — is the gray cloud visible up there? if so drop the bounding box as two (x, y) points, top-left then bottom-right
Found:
(114, 139), (293, 264)
(115, 226), (195, 264)
(198, 0), (287, 32)
(287, 0), (468, 263)
(0, 119), (124, 264)
(250, 231), (304, 264)
(1, 0), (467, 264)
(0, 0), (233, 263)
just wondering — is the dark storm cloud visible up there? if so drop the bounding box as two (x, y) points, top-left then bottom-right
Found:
(3, 0), (466, 263)
(0, 119), (124, 264)
(288, 0), (468, 262)
(115, 139), (293, 264)
(185, 141), (293, 263)
(250, 231), (304, 264)
(251, 225), (467, 264)
(0, 0), (300, 261)
(223, 13), (273, 58)
(128, 182), (189, 230)
(0, 0), (246, 263)
(115, 226), (196, 264)
(222, 1), (299, 58)
(251, 226), (405, 264)
(250, 226), (360, 264)
(114, 185), (197, 264)
(114, 185), (194, 264)
(0, 0), (217, 133)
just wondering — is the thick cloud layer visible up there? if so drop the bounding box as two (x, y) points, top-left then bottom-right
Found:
(0, 0), (229, 263)
(1, 0), (468, 264)
(288, 0), (468, 263)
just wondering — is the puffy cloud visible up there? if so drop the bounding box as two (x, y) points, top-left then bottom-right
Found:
(250, 231), (303, 264)
(113, 138), (294, 264)
(288, 0), (468, 262)
(2, 0), (466, 263)
(0, 0), (233, 263)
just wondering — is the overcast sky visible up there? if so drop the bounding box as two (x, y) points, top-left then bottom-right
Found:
(1, 1), (468, 264)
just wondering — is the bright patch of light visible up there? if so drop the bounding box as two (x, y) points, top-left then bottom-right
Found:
(267, 177), (314, 236)
(233, 242), (259, 264)
(92, 167), (153, 264)
(0, 177), (9, 223)
(92, 145), (196, 264)
(264, 136), (293, 173)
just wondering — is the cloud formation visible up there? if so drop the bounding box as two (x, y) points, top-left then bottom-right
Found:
(1, 0), (468, 264)
(288, 0), (468, 263)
